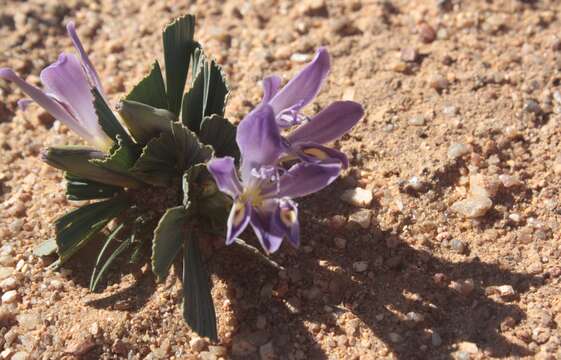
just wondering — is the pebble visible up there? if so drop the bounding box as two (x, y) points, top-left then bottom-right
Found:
(406, 311), (424, 323)
(418, 22), (436, 43)
(11, 352), (29, 360)
(432, 332), (442, 347)
(231, 337), (257, 356)
(348, 209), (372, 229)
(1, 290), (18, 304)
(0, 267), (14, 280)
(499, 174), (522, 188)
(8, 219), (23, 233)
(400, 47), (418, 62)
(408, 115), (426, 126)
(406, 176), (424, 191)
(450, 239), (466, 254)
(497, 285), (516, 299)
(0, 277), (17, 291)
(389, 332), (403, 343)
(451, 196), (493, 218)
(443, 105), (458, 117)
(189, 337), (206, 353)
(259, 342), (275, 360)
(523, 99), (541, 114)
(0, 255), (15, 267)
(334, 237), (347, 249)
(429, 75), (449, 91)
(458, 341), (478, 353)
(17, 313), (41, 330)
(341, 187), (373, 207)
(447, 143), (470, 159)
(353, 261), (368, 273)
(207, 346), (227, 357)
(290, 53), (311, 63)
(470, 174), (500, 198)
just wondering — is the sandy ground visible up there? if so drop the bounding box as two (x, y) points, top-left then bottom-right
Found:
(1, 0), (561, 359)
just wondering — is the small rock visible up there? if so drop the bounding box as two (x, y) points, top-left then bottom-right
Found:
(497, 285), (516, 299)
(290, 53), (311, 63)
(334, 237), (347, 249)
(406, 176), (424, 191)
(0, 277), (17, 291)
(450, 239), (466, 254)
(259, 342), (275, 360)
(112, 340), (129, 355)
(406, 312), (425, 324)
(499, 174), (522, 188)
(451, 196), (493, 218)
(231, 337), (257, 356)
(348, 209), (372, 229)
(11, 352), (29, 360)
(8, 219), (23, 233)
(460, 279), (475, 296)
(408, 115), (426, 126)
(17, 313), (41, 330)
(65, 338), (96, 356)
(432, 332), (442, 347)
(523, 99), (541, 114)
(400, 47), (418, 62)
(443, 105), (458, 117)
(330, 18), (361, 36)
(418, 22), (436, 43)
(1, 290), (18, 304)
(429, 75), (449, 91)
(389, 332), (403, 343)
(208, 346), (227, 357)
(470, 174), (500, 198)
(189, 337), (206, 353)
(0, 267), (14, 281)
(447, 143), (470, 159)
(458, 341), (478, 353)
(341, 188), (373, 207)
(353, 261), (368, 273)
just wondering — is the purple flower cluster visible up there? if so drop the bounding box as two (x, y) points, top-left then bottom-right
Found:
(208, 48), (364, 253)
(0, 22), (112, 151)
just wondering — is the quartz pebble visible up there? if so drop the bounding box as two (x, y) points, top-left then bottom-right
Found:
(1, 290), (18, 304)
(408, 115), (426, 126)
(499, 174), (522, 188)
(400, 47), (418, 62)
(353, 261), (368, 273)
(341, 188), (373, 207)
(348, 209), (372, 229)
(451, 196), (493, 218)
(450, 239), (466, 254)
(497, 285), (516, 298)
(447, 143), (470, 159)
(189, 337), (206, 353)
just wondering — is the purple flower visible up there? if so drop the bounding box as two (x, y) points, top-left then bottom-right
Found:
(0, 22), (112, 151)
(207, 103), (342, 253)
(260, 48), (364, 168)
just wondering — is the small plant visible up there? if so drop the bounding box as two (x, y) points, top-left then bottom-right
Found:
(0, 15), (363, 340)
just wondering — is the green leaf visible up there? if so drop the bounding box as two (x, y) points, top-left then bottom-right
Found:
(33, 239), (58, 257)
(65, 174), (122, 201)
(182, 54), (229, 132)
(89, 137), (144, 188)
(118, 100), (176, 145)
(55, 194), (130, 264)
(125, 61), (168, 109)
(92, 88), (133, 145)
(43, 146), (141, 188)
(152, 206), (188, 282)
(163, 14), (198, 115)
(183, 232), (217, 341)
(199, 115), (239, 161)
(89, 223), (131, 291)
(130, 122), (213, 187)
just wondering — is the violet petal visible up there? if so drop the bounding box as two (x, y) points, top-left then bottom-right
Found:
(249, 207), (285, 253)
(207, 157), (243, 198)
(271, 161), (342, 199)
(275, 199), (300, 248)
(262, 75), (282, 103)
(226, 200), (251, 245)
(269, 48), (330, 114)
(66, 21), (104, 94)
(287, 101), (364, 145)
(294, 142), (349, 168)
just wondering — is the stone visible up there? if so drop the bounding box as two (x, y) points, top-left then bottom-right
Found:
(17, 313), (41, 330)
(334, 237), (347, 249)
(450, 239), (466, 254)
(389, 332), (402, 343)
(447, 143), (470, 159)
(259, 341), (275, 360)
(406, 176), (424, 191)
(0, 267), (14, 280)
(408, 115), (426, 126)
(348, 209), (372, 229)
(353, 261), (368, 273)
(458, 341), (478, 353)
(341, 188), (373, 207)
(232, 336), (257, 356)
(499, 174), (522, 188)
(523, 99), (541, 113)
(497, 285), (516, 299)
(11, 352), (29, 360)
(451, 196), (493, 218)
(418, 22), (436, 43)
(189, 337), (206, 353)
(0, 277), (17, 291)
(400, 47), (418, 62)
(429, 75), (449, 91)
(290, 53), (311, 63)
(1, 290), (18, 304)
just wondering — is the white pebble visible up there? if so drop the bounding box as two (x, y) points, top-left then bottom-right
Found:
(499, 174), (522, 188)
(353, 261), (368, 273)
(189, 337), (206, 353)
(0, 277), (18, 291)
(290, 53), (311, 63)
(349, 210), (372, 229)
(451, 196), (493, 218)
(1, 290), (18, 304)
(341, 188), (373, 207)
(497, 285), (516, 298)
(408, 115), (426, 126)
(447, 143), (470, 159)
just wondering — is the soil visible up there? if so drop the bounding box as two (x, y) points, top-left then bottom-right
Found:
(1, 0), (561, 359)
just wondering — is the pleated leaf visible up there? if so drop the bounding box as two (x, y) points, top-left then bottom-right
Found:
(117, 100), (176, 146)
(89, 223), (131, 291)
(92, 88), (133, 145)
(65, 174), (122, 201)
(183, 232), (217, 341)
(152, 205), (189, 282)
(55, 194), (130, 264)
(163, 14), (198, 115)
(199, 115), (239, 161)
(125, 61), (168, 109)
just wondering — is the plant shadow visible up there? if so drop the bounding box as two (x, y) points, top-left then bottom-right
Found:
(211, 188), (543, 360)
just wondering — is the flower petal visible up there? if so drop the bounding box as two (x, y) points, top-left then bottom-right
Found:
(207, 157), (243, 198)
(0, 67), (90, 139)
(40, 53), (110, 148)
(236, 104), (284, 182)
(287, 101), (363, 145)
(272, 161), (342, 199)
(262, 75), (282, 103)
(275, 199), (300, 248)
(269, 48), (330, 114)
(66, 21), (104, 94)
(226, 200), (251, 245)
(250, 206), (285, 253)
(294, 142), (349, 168)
